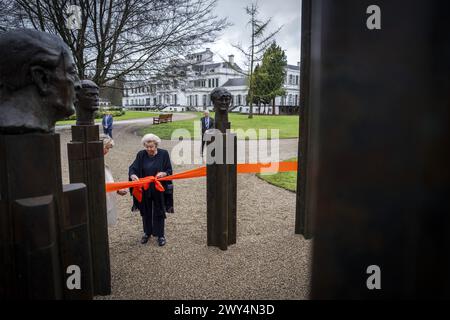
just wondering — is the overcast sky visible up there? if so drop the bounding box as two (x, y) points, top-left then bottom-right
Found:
(208, 0), (302, 68)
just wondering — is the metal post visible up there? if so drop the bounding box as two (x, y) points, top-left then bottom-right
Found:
(67, 125), (111, 295)
(309, 0), (450, 298)
(206, 129), (237, 250)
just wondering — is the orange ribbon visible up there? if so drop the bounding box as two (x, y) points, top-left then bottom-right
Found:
(105, 162), (297, 202)
(236, 161), (298, 174)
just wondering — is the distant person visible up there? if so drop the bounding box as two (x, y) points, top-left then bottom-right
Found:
(129, 134), (173, 246)
(200, 111), (214, 156)
(101, 134), (127, 226)
(102, 112), (113, 138)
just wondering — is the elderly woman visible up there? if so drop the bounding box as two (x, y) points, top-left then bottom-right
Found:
(101, 134), (127, 226)
(129, 133), (173, 246)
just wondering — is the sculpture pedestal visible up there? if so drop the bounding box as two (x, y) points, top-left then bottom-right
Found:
(67, 125), (111, 296)
(206, 131), (237, 250)
(0, 133), (92, 299)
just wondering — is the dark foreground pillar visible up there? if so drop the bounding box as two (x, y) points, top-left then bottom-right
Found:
(206, 131), (237, 250)
(0, 133), (63, 299)
(61, 184), (94, 300)
(67, 125), (111, 295)
(308, 0), (450, 298)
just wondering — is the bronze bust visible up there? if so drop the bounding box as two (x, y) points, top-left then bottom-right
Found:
(210, 87), (233, 133)
(0, 29), (81, 133)
(75, 80), (100, 126)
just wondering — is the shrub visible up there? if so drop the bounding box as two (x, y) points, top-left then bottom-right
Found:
(95, 109), (125, 118)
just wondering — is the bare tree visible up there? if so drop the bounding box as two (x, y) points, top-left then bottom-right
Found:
(231, 2), (282, 118)
(0, 0), (230, 86)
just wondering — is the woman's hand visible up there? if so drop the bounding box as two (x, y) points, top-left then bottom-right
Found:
(130, 174), (139, 181)
(117, 189), (127, 196)
(156, 172), (167, 179)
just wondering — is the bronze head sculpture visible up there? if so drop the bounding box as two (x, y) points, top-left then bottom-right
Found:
(75, 80), (100, 126)
(210, 87), (232, 133)
(0, 29), (81, 133)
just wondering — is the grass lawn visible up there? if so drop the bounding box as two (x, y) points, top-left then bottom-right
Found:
(56, 111), (159, 125)
(141, 112), (299, 140)
(141, 112), (202, 139)
(256, 157), (298, 192)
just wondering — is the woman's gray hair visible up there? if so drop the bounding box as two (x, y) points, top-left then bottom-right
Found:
(99, 133), (114, 148)
(141, 133), (161, 146)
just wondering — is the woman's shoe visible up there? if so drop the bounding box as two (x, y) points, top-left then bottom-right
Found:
(158, 237), (166, 246)
(141, 234), (150, 244)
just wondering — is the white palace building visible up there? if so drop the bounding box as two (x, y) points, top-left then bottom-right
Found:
(122, 48), (300, 114)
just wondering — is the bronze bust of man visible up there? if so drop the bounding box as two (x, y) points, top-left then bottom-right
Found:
(0, 29), (81, 133)
(75, 80), (100, 126)
(210, 87), (233, 133)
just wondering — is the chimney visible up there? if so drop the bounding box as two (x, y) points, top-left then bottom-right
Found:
(206, 48), (210, 51)
(297, 61), (300, 67)
(228, 55), (235, 64)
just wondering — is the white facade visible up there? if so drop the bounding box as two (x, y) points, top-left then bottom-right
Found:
(99, 98), (111, 107)
(122, 49), (300, 113)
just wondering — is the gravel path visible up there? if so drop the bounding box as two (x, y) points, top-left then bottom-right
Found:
(57, 114), (312, 300)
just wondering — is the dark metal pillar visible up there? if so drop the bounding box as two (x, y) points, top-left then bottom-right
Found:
(1, 133), (93, 299)
(61, 183), (94, 300)
(67, 125), (111, 295)
(309, 0), (450, 298)
(227, 133), (237, 246)
(295, 0), (314, 239)
(206, 129), (237, 250)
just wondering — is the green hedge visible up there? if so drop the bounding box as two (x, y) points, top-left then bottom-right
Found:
(104, 106), (124, 112)
(65, 108), (125, 120)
